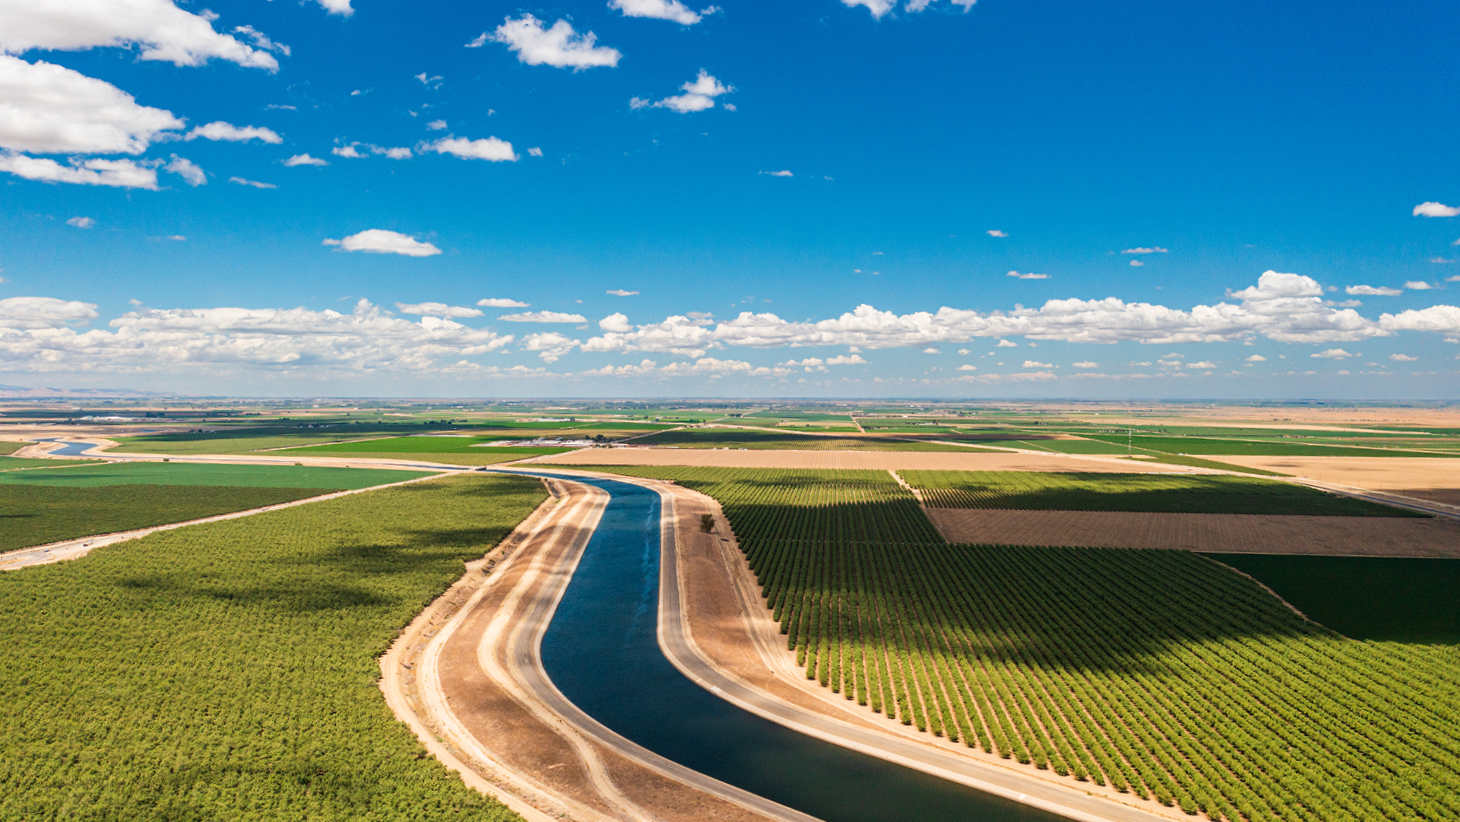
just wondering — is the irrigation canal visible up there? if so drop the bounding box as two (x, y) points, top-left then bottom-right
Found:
(34, 439), (100, 457)
(521, 470), (1062, 822)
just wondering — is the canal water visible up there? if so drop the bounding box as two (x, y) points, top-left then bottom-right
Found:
(532, 472), (1061, 822)
(34, 439), (98, 457)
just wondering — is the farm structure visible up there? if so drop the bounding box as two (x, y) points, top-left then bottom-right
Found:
(591, 466), (1460, 822)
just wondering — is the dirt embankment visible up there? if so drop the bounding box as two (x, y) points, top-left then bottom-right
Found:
(923, 509), (1460, 558)
(533, 448), (1194, 473)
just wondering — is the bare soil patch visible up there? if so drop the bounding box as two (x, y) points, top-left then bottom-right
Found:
(1208, 456), (1460, 506)
(925, 509), (1460, 557)
(534, 448), (1192, 473)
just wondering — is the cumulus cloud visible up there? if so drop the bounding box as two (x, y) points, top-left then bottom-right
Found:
(422, 135), (517, 162)
(607, 289), (639, 296)
(1311, 348), (1356, 359)
(0, 56), (182, 155)
(1244, 354), (1266, 362)
(477, 298), (529, 308)
(1380, 305), (1460, 337)
(322, 229), (441, 257)
(632, 70), (732, 113)
(283, 153), (327, 167)
(599, 313), (632, 333)
(314, 0), (354, 15)
(332, 143), (366, 158)
(987, 230), (1008, 238)
(842, 0), (897, 17)
(395, 302), (483, 318)
(522, 331), (580, 362)
(426, 120), (447, 131)
(499, 311), (589, 323)
(1129, 260), (1144, 267)
(0, 0), (280, 70)
(1008, 271), (1049, 280)
(185, 122), (281, 143)
(228, 176), (275, 189)
(489, 15), (621, 70)
(996, 339), (1018, 347)
(1072, 360), (1099, 368)
(66, 216), (94, 228)
(1346, 285), (1402, 296)
(527, 147), (543, 157)
(584, 314), (716, 358)
(1122, 247), (1168, 254)
(0, 154), (158, 188)
(957, 364), (977, 371)
(1405, 281), (1435, 291)
(759, 170), (793, 177)
(1413, 202), (1459, 218)
(1023, 360), (1053, 368)
(0, 298), (514, 375)
(609, 0), (716, 24)
(164, 154), (205, 185)
(1390, 353), (1417, 362)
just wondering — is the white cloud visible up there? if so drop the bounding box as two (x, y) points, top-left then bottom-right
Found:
(499, 311), (589, 323)
(0, 55), (182, 155)
(0, 154), (158, 188)
(0, 296), (98, 328)
(1122, 247), (1168, 254)
(477, 298), (529, 308)
(986, 230), (1008, 238)
(1346, 285), (1402, 296)
(185, 121), (281, 144)
(422, 135), (517, 162)
(1389, 353), (1417, 362)
(232, 26), (288, 57)
(1244, 354), (1266, 362)
(1434, 258), (1456, 265)
(490, 15), (621, 70)
(1129, 260), (1144, 267)
(826, 354), (866, 365)
(164, 154), (205, 186)
(65, 216), (94, 229)
(1072, 360), (1099, 368)
(395, 302), (483, 318)
(527, 147), (543, 157)
(332, 143), (366, 158)
(465, 32), (488, 48)
(924, 347), (940, 354)
(1311, 348), (1356, 359)
(607, 289), (639, 296)
(373, 145), (412, 160)
(635, 70), (732, 113)
(1380, 305), (1460, 336)
(1413, 202), (1459, 218)
(609, 0), (715, 25)
(0, 0), (280, 70)
(599, 312), (632, 333)
(283, 153), (328, 167)
(1023, 360), (1053, 368)
(1186, 361), (1216, 369)
(522, 331), (580, 362)
(584, 315), (715, 358)
(314, 0), (354, 15)
(957, 364), (977, 371)
(426, 120), (447, 131)
(1008, 271), (1049, 280)
(323, 229), (441, 257)
(842, 0), (897, 18)
(1405, 281), (1435, 291)
(996, 339), (1018, 347)
(228, 176), (275, 189)
(414, 72), (443, 90)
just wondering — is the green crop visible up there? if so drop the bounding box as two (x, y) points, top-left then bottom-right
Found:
(0, 462), (430, 489)
(0, 473), (542, 821)
(629, 430), (981, 451)
(900, 471), (1418, 516)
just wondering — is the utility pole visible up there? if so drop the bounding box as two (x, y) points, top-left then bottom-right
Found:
(1128, 427), (1132, 454)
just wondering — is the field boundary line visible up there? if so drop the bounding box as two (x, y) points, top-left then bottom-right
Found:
(0, 469), (458, 571)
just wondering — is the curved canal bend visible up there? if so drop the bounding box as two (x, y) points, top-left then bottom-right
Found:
(517, 470), (1063, 822)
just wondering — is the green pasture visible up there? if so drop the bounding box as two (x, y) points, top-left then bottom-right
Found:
(901, 471), (1418, 516)
(0, 462), (428, 489)
(1210, 554), (1460, 644)
(109, 424), (433, 455)
(0, 456), (101, 471)
(0, 473), (540, 820)
(1086, 434), (1455, 458)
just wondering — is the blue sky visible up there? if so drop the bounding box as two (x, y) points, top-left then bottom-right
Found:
(2, 0), (1458, 398)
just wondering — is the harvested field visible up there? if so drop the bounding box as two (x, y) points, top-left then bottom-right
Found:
(1208, 456), (1460, 506)
(534, 448), (1194, 472)
(924, 508), (1460, 557)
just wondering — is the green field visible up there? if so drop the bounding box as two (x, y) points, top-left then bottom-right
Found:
(901, 471), (1417, 516)
(0, 456), (101, 471)
(584, 466), (1460, 821)
(1211, 554), (1460, 644)
(630, 429), (982, 451)
(0, 474), (540, 820)
(1006, 439), (1132, 454)
(1086, 434), (1456, 458)
(108, 425), (433, 455)
(0, 462), (427, 489)
(283, 436), (572, 457)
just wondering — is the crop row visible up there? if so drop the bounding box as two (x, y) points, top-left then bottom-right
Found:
(593, 466), (1460, 822)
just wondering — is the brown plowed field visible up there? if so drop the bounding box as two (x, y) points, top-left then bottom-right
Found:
(925, 508), (1460, 557)
(1206, 456), (1460, 507)
(532, 448), (1191, 473)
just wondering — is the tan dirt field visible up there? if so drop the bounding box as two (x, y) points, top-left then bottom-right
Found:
(925, 509), (1460, 557)
(1204, 456), (1460, 507)
(533, 448), (1194, 473)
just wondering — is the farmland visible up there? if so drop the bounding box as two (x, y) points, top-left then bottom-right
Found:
(1084, 434), (1456, 458)
(279, 436), (574, 465)
(0, 473), (542, 821)
(901, 471), (1418, 516)
(630, 429), (980, 451)
(0, 463), (432, 551)
(593, 466), (1460, 822)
